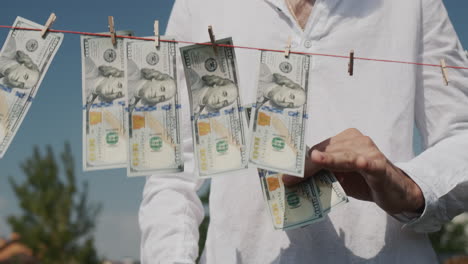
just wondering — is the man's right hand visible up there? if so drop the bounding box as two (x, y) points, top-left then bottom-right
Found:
(282, 128), (424, 215)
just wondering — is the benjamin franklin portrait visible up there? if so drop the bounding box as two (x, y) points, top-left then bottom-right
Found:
(0, 50), (40, 90)
(190, 73), (239, 114)
(129, 68), (177, 110)
(259, 73), (306, 109)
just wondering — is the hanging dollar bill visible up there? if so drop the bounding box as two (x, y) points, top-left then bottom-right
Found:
(0, 17), (63, 158)
(259, 169), (323, 230)
(181, 38), (248, 177)
(124, 38), (183, 176)
(250, 51), (310, 177)
(81, 31), (132, 171)
(314, 170), (348, 213)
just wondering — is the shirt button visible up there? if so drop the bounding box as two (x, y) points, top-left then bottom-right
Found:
(304, 40), (313, 48)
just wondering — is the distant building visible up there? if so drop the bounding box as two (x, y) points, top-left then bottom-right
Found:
(0, 233), (38, 264)
(444, 255), (468, 264)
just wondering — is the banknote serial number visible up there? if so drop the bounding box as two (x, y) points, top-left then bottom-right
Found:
(196, 107), (243, 120)
(260, 106), (308, 118)
(183, 53), (192, 69)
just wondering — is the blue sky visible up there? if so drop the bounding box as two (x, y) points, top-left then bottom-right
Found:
(0, 0), (467, 260)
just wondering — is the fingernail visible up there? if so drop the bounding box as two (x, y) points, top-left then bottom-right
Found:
(313, 150), (324, 161)
(310, 149), (323, 161)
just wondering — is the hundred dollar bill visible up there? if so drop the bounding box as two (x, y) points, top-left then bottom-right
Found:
(0, 17), (63, 158)
(124, 38), (183, 176)
(314, 170), (349, 213)
(250, 51), (310, 177)
(81, 31), (132, 171)
(259, 169), (323, 230)
(181, 38), (248, 177)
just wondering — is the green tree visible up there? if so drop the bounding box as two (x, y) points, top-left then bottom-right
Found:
(430, 219), (468, 255)
(7, 143), (102, 264)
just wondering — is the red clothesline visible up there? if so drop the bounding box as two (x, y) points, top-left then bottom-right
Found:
(1, 24), (468, 70)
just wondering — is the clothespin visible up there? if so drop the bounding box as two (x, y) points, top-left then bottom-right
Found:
(108, 16), (116, 46)
(440, 59), (449, 86)
(154, 20), (160, 48)
(348, 50), (355, 76)
(284, 36), (292, 58)
(40, 13), (56, 38)
(208, 25), (218, 55)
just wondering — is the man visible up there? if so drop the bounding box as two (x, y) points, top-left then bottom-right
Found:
(140, 0), (468, 263)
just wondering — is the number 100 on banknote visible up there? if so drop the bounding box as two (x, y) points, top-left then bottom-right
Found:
(249, 51), (310, 177)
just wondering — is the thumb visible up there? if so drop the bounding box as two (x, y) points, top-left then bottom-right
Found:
(282, 153), (321, 187)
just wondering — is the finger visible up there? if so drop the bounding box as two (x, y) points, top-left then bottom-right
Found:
(311, 149), (365, 171)
(322, 136), (375, 154)
(283, 153), (322, 186)
(309, 129), (364, 155)
(284, 129), (366, 186)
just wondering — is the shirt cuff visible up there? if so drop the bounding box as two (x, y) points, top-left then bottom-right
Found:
(393, 162), (444, 233)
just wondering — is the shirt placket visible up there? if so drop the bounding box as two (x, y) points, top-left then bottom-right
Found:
(263, 0), (302, 50)
(301, 0), (331, 51)
(263, 0), (333, 52)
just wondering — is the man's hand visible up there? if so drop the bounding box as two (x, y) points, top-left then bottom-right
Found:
(283, 128), (425, 215)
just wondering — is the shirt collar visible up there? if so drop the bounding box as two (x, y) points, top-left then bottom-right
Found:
(263, 0), (289, 14)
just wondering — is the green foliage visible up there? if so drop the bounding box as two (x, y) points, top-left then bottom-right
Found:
(7, 143), (102, 264)
(430, 218), (468, 255)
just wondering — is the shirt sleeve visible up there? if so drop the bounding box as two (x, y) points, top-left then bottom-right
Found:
(139, 0), (205, 262)
(394, 0), (468, 233)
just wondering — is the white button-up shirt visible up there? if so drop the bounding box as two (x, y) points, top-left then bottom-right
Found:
(139, 0), (468, 263)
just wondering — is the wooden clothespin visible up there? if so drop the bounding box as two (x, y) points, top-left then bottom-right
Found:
(208, 25), (218, 55)
(154, 20), (160, 48)
(40, 13), (56, 38)
(348, 50), (355, 76)
(108, 16), (116, 46)
(440, 59), (449, 86)
(284, 36), (292, 58)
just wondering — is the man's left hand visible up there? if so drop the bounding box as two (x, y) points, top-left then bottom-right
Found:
(283, 128), (425, 215)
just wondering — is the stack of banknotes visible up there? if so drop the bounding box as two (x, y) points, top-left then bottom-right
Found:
(258, 169), (348, 230)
